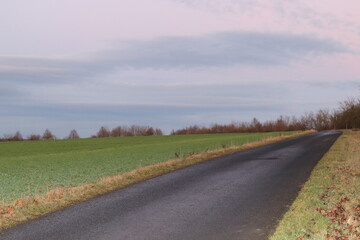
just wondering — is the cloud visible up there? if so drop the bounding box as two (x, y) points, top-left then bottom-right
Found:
(173, 0), (261, 12)
(0, 85), (20, 96)
(1, 101), (286, 121)
(4, 79), (357, 121)
(0, 32), (347, 84)
(0, 84), (25, 102)
(92, 32), (348, 68)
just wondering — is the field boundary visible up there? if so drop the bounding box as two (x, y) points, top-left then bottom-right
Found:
(0, 130), (314, 231)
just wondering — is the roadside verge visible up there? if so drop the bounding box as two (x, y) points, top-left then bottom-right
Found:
(270, 130), (360, 240)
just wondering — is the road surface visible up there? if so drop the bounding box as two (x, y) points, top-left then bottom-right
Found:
(0, 131), (341, 240)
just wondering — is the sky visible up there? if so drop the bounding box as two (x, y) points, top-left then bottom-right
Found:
(1, 0), (360, 138)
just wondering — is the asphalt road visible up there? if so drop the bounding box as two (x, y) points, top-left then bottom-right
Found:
(0, 131), (341, 240)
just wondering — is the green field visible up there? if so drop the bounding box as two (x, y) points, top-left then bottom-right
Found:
(0, 132), (297, 204)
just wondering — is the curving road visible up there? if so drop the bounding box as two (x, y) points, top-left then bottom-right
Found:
(0, 131), (341, 240)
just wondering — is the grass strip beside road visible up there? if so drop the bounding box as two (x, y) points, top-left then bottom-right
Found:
(270, 130), (360, 240)
(0, 131), (313, 231)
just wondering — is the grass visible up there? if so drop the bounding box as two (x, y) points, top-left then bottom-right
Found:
(270, 130), (360, 240)
(0, 132), (297, 204)
(0, 131), (310, 230)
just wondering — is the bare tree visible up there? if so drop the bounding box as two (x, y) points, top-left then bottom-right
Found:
(97, 126), (111, 138)
(145, 127), (154, 136)
(111, 126), (123, 137)
(2, 131), (23, 141)
(338, 97), (360, 129)
(13, 131), (23, 141)
(42, 129), (56, 140)
(154, 128), (163, 136)
(3, 134), (14, 141)
(28, 134), (41, 141)
(68, 129), (80, 139)
(250, 118), (262, 132)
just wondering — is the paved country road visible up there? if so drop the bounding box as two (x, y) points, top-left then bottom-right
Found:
(0, 131), (341, 240)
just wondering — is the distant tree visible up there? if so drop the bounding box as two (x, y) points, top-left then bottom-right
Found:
(13, 131), (23, 141)
(250, 118), (262, 132)
(42, 129), (56, 140)
(1, 131), (24, 141)
(101, 125), (164, 137)
(275, 116), (288, 131)
(337, 97), (360, 129)
(28, 134), (41, 141)
(111, 126), (123, 137)
(154, 128), (163, 136)
(68, 129), (80, 139)
(314, 109), (332, 130)
(97, 126), (111, 138)
(3, 134), (14, 141)
(145, 127), (154, 136)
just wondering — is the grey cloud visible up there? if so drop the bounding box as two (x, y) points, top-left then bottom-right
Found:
(0, 86), (19, 96)
(0, 85), (24, 100)
(100, 32), (346, 68)
(0, 57), (92, 83)
(0, 32), (348, 84)
(1, 102), (287, 123)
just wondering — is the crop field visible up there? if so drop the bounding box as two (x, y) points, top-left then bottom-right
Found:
(0, 132), (298, 204)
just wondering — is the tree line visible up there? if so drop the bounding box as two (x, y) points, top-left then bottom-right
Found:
(93, 125), (163, 138)
(0, 125), (163, 142)
(1, 96), (359, 141)
(0, 129), (72, 142)
(171, 96), (360, 135)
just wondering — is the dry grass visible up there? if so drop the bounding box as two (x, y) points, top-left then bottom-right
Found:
(0, 130), (314, 231)
(270, 130), (360, 240)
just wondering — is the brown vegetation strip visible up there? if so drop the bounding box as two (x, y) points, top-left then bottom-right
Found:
(0, 130), (314, 231)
